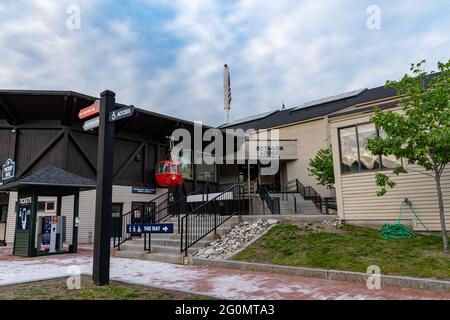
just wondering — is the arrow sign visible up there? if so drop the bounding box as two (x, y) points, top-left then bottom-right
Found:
(109, 105), (135, 122)
(126, 223), (174, 234)
(78, 100), (100, 119)
(83, 116), (100, 131)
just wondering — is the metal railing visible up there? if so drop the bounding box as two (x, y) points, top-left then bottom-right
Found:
(256, 181), (280, 215)
(286, 178), (338, 214)
(281, 188), (298, 213)
(113, 188), (201, 250)
(112, 191), (171, 249)
(180, 184), (244, 256)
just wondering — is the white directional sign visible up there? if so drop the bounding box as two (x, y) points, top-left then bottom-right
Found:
(109, 105), (135, 122)
(83, 116), (100, 131)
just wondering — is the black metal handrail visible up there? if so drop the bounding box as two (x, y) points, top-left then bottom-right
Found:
(286, 178), (328, 213)
(113, 188), (201, 250)
(180, 184), (244, 256)
(256, 181), (280, 215)
(113, 190), (171, 249)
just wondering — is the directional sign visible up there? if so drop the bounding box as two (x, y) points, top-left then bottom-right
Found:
(126, 223), (174, 234)
(109, 105), (135, 122)
(83, 116), (100, 131)
(78, 100), (100, 119)
(2, 158), (15, 182)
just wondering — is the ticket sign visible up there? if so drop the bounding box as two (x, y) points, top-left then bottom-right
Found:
(78, 100), (100, 119)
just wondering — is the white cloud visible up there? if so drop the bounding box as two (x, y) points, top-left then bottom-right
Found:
(0, 0), (449, 126)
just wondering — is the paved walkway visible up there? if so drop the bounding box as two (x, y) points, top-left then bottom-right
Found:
(1, 251), (449, 300)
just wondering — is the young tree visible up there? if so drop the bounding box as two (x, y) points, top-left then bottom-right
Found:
(308, 147), (335, 189)
(366, 60), (450, 251)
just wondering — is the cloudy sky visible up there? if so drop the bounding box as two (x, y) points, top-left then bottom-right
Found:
(0, 0), (449, 126)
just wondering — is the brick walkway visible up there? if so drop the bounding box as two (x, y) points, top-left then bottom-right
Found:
(0, 250), (449, 300)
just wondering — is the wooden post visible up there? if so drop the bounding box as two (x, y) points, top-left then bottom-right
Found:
(93, 90), (115, 285)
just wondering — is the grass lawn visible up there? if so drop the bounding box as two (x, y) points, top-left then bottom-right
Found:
(0, 276), (211, 300)
(233, 222), (450, 280)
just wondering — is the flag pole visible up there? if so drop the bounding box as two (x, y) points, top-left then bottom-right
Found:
(223, 64), (230, 124)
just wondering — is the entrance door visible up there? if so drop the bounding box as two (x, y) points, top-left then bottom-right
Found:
(110, 203), (123, 238)
(0, 204), (7, 245)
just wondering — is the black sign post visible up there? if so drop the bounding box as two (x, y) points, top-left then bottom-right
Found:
(93, 90), (116, 286)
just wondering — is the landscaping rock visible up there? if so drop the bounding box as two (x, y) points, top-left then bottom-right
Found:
(194, 219), (274, 259)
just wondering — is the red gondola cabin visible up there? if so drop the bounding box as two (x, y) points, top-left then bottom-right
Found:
(155, 160), (183, 187)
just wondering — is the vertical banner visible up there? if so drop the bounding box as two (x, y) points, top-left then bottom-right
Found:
(17, 197), (32, 231)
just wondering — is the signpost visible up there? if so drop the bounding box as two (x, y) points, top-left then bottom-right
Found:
(109, 105), (135, 122)
(93, 90), (116, 286)
(2, 159), (15, 182)
(131, 186), (156, 194)
(82, 116), (100, 131)
(78, 100), (100, 119)
(92, 91), (137, 286)
(126, 223), (174, 234)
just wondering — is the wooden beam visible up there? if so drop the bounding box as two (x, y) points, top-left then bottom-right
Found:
(62, 128), (70, 170)
(113, 142), (145, 180)
(68, 131), (97, 174)
(0, 95), (20, 125)
(17, 129), (65, 177)
(143, 143), (149, 185)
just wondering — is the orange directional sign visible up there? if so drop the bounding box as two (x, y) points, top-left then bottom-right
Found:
(78, 100), (100, 119)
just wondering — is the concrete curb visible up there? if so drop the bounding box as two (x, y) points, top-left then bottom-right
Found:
(190, 258), (450, 293)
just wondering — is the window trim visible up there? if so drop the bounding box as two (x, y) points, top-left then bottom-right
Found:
(338, 122), (401, 175)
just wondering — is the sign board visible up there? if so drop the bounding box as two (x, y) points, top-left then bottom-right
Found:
(17, 197), (32, 231)
(109, 105), (135, 122)
(126, 223), (174, 234)
(83, 116), (100, 131)
(131, 186), (156, 194)
(78, 100), (100, 119)
(2, 159), (15, 182)
(41, 216), (52, 245)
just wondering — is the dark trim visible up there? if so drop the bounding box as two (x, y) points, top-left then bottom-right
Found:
(329, 100), (398, 119)
(113, 142), (145, 180)
(68, 130), (97, 174)
(17, 129), (65, 177)
(0, 95), (20, 125)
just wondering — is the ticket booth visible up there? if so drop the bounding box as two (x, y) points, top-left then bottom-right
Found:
(0, 166), (95, 257)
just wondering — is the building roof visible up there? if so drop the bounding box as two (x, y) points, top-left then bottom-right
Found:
(0, 165), (96, 192)
(0, 89), (212, 141)
(220, 85), (397, 131)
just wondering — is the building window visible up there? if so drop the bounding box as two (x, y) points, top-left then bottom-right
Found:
(339, 126), (359, 173)
(339, 123), (401, 174)
(179, 149), (193, 179)
(196, 163), (216, 182)
(46, 202), (55, 211)
(37, 201), (46, 212)
(357, 123), (381, 171)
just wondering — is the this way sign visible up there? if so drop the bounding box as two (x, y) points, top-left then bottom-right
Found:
(83, 116), (100, 131)
(109, 105), (135, 122)
(126, 223), (174, 234)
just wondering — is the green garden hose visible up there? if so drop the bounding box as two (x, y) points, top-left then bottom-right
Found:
(379, 199), (429, 239)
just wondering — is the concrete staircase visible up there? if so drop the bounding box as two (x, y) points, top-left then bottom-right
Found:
(269, 193), (322, 215)
(114, 215), (240, 264)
